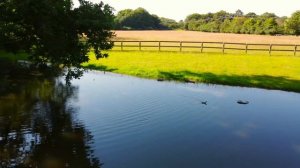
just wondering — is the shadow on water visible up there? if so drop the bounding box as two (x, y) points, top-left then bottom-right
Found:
(158, 70), (300, 92)
(0, 59), (102, 168)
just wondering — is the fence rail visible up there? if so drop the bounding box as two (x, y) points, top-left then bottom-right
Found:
(111, 40), (300, 56)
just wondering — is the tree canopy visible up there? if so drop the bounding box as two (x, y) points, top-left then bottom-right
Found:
(114, 8), (183, 30)
(285, 11), (300, 35)
(110, 7), (300, 36)
(184, 10), (284, 35)
(0, 0), (114, 78)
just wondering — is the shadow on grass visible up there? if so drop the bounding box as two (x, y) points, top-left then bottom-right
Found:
(83, 64), (300, 92)
(158, 70), (300, 92)
(84, 64), (118, 72)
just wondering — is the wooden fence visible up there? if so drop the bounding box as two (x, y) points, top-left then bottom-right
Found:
(112, 41), (300, 56)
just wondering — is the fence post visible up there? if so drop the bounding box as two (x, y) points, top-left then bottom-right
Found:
(158, 41), (161, 51)
(269, 44), (272, 55)
(245, 43), (248, 54)
(294, 45), (297, 56)
(139, 41), (141, 51)
(180, 41), (182, 52)
(201, 42), (204, 53)
(121, 42), (123, 51)
(222, 42), (225, 54)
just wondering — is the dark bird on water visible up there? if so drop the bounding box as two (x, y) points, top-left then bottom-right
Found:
(201, 101), (207, 105)
(237, 100), (249, 104)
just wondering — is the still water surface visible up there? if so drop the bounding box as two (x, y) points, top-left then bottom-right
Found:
(1, 71), (300, 168)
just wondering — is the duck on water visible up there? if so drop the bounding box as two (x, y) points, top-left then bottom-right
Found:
(237, 100), (249, 104)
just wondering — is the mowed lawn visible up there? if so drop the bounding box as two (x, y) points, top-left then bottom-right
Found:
(83, 51), (300, 92)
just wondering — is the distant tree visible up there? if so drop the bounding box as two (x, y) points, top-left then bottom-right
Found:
(203, 21), (219, 32)
(241, 18), (257, 34)
(178, 20), (185, 29)
(0, 0), (114, 79)
(160, 17), (181, 29)
(220, 19), (232, 33)
(183, 10), (297, 36)
(230, 17), (247, 33)
(257, 20), (265, 34)
(213, 10), (230, 22)
(285, 11), (300, 35)
(185, 13), (203, 22)
(276, 16), (287, 34)
(245, 12), (257, 18)
(276, 16), (288, 26)
(235, 9), (244, 17)
(114, 9), (133, 29)
(186, 20), (203, 31)
(205, 13), (214, 22)
(212, 10), (230, 30)
(260, 12), (277, 19)
(263, 18), (278, 35)
(114, 8), (168, 30)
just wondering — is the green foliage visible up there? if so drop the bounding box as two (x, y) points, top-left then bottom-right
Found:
(235, 9), (244, 17)
(220, 19), (232, 33)
(263, 18), (278, 35)
(245, 12), (257, 18)
(115, 8), (160, 30)
(230, 17), (247, 33)
(285, 11), (300, 35)
(275, 17), (287, 34)
(184, 10), (287, 35)
(114, 8), (182, 30)
(0, 0), (114, 79)
(241, 18), (256, 34)
(185, 13), (203, 22)
(160, 17), (182, 30)
(185, 12), (225, 32)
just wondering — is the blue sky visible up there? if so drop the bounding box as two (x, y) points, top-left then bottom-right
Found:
(73, 0), (300, 21)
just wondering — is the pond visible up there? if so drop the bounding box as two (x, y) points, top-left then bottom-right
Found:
(1, 70), (300, 168)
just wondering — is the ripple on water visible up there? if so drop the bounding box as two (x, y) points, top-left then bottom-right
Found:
(70, 72), (300, 167)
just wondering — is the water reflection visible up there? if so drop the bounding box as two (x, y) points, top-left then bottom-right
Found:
(2, 62), (300, 168)
(0, 69), (101, 168)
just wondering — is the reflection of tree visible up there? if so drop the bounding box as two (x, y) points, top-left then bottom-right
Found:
(0, 76), (102, 168)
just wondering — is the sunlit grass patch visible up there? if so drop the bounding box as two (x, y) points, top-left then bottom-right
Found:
(83, 50), (300, 92)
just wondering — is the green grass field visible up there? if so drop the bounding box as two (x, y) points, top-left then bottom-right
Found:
(1, 49), (300, 92)
(83, 50), (300, 92)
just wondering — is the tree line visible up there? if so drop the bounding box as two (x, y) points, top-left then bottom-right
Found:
(114, 8), (300, 35)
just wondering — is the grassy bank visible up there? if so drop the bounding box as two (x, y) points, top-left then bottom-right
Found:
(83, 51), (300, 92)
(0, 50), (28, 61)
(2, 49), (300, 92)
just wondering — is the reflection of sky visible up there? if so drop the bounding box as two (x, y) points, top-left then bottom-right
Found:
(178, 85), (226, 98)
(293, 145), (300, 154)
(3, 131), (41, 166)
(70, 71), (300, 168)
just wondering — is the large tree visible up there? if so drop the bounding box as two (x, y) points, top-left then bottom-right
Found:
(0, 0), (114, 78)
